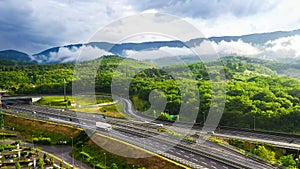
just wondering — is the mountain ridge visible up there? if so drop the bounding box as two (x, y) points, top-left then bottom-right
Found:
(1, 28), (300, 64)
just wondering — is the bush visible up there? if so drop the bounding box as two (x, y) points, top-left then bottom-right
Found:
(279, 154), (296, 168)
(33, 137), (51, 145)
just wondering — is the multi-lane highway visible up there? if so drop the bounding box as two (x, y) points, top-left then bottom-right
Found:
(3, 102), (276, 169)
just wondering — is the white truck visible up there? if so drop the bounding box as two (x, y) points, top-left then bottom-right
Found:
(96, 122), (112, 132)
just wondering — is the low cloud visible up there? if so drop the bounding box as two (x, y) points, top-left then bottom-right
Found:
(265, 35), (300, 58)
(212, 39), (261, 56)
(123, 46), (194, 60)
(46, 45), (113, 63)
(121, 35), (300, 62)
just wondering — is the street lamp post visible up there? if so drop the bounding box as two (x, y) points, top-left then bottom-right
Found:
(33, 111), (36, 129)
(64, 78), (66, 102)
(202, 112), (206, 125)
(81, 144), (83, 168)
(297, 149), (299, 168)
(71, 137), (74, 167)
(253, 115), (256, 130)
(104, 153), (106, 168)
(32, 135), (34, 150)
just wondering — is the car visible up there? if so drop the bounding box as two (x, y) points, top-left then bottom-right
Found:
(207, 131), (214, 135)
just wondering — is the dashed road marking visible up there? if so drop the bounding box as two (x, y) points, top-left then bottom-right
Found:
(201, 162), (207, 165)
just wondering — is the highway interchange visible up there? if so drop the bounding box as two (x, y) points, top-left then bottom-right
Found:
(3, 99), (278, 169)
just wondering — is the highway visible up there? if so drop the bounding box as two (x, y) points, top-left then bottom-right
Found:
(3, 103), (276, 169)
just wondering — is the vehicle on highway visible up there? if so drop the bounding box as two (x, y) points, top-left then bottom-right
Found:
(144, 121), (164, 129)
(96, 121), (112, 132)
(126, 120), (164, 129)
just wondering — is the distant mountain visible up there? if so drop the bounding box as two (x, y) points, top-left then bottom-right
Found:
(32, 41), (187, 64)
(187, 29), (300, 46)
(2, 28), (300, 64)
(0, 50), (33, 62)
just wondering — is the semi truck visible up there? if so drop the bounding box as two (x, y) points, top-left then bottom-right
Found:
(96, 121), (112, 132)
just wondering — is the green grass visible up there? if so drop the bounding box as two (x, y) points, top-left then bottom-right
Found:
(8, 123), (71, 145)
(99, 102), (126, 118)
(96, 97), (113, 104)
(71, 143), (145, 169)
(3, 114), (78, 145)
(158, 128), (196, 143)
(36, 96), (71, 108)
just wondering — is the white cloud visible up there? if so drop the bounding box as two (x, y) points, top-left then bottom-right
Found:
(265, 35), (300, 58)
(47, 45), (112, 63)
(182, 1), (300, 37)
(123, 46), (193, 60)
(120, 35), (300, 62)
(213, 39), (261, 56)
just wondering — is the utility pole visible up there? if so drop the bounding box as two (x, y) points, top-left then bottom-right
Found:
(71, 137), (74, 167)
(253, 115), (256, 130)
(104, 153), (106, 168)
(0, 90), (6, 129)
(202, 112), (206, 125)
(64, 78), (66, 101)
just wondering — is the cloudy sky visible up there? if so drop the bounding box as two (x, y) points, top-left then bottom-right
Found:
(1, 0), (300, 54)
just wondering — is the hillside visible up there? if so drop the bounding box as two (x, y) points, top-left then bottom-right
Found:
(0, 50), (33, 62)
(1, 55), (300, 132)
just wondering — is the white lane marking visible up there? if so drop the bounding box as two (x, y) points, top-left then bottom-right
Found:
(192, 158), (198, 162)
(201, 162), (207, 165)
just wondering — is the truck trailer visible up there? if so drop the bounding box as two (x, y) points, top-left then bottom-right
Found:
(96, 122), (112, 132)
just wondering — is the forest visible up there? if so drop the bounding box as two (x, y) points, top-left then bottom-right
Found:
(1, 55), (300, 133)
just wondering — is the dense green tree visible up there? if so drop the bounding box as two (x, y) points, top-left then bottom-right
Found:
(15, 162), (21, 169)
(38, 158), (44, 169)
(279, 154), (297, 168)
(253, 146), (276, 163)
